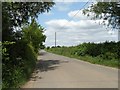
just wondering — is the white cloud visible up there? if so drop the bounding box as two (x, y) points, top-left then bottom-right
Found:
(68, 9), (98, 20)
(46, 19), (106, 30)
(68, 9), (109, 29)
(44, 7), (117, 46)
(45, 19), (118, 46)
(46, 19), (68, 28)
(68, 9), (88, 20)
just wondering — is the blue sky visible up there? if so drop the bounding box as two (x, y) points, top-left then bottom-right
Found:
(36, 2), (118, 47)
(37, 2), (90, 27)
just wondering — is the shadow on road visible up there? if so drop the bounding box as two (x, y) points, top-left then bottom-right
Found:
(29, 59), (69, 81)
(30, 75), (42, 81)
(29, 60), (60, 81)
(36, 60), (60, 72)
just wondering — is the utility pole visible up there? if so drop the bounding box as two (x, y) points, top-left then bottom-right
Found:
(55, 32), (56, 47)
(118, 29), (120, 41)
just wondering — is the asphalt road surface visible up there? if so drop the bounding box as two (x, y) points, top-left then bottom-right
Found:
(22, 50), (118, 88)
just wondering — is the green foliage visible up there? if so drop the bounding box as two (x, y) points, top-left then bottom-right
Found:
(22, 43), (37, 78)
(22, 19), (46, 53)
(83, 2), (120, 29)
(76, 43), (101, 57)
(46, 46), (50, 50)
(2, 2), (54, 88)
(2, 19), (46, 87)
(47, 41), (119, 68)
(2, 2), (55, 41)
(2, 40), (37, 88)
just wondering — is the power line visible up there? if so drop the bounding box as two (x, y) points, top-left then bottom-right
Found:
(68, 1), (89, 22)
(60, 1), (90, 30)
(55, 32), (56, 47)
(55, 1), (90, 46)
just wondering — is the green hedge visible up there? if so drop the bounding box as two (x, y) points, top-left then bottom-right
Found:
(47, 41), (119, 68)
(2, 40), (37, 88)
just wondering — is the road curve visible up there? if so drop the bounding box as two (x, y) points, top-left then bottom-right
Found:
(22, 50), (118, 88)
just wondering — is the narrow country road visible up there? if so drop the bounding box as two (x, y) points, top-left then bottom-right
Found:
(22, 50), (118, 88)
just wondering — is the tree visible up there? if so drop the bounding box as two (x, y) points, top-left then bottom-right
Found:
(2, 2), (55, 88)
(2, 2), (55, 41)
(22, 19), (46, 53)
(83, 2), (120, 29)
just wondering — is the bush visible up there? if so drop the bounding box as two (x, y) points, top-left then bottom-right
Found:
(2, 40), (37, 88)
(47, 41), (119, 68)
(100, 52), (116, 60)
(23, 43), (36, 78)
(46, 46), (50, 50)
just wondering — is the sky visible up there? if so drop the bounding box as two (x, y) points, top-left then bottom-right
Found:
(37, 1), (118, 47)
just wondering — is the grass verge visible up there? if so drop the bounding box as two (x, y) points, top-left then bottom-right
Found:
(47, 50), (119, 68)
